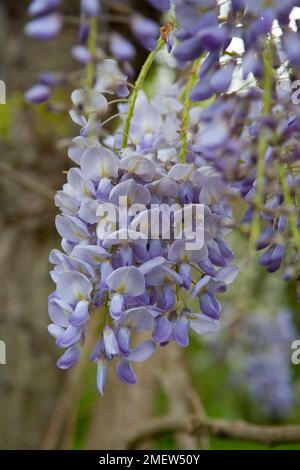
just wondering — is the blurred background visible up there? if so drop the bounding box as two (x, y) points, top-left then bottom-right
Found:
(0, 0), (300, 450)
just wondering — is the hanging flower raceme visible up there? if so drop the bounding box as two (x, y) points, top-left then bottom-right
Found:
(48, 58), (238, 394)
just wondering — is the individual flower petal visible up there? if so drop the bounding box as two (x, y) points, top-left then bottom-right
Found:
(71, 245), (110, 266)
(188, 312), (220, 334)
(96, 356), (107, 396)
(109, 179), (151, 206)
(28, 0), (62, 17)
(81, 145), (119, 180)
(69, 300), (89, 327)
(48, 297), (72, 327)
(56, 271), (92, 304)
(110, 293), (125, 320)
(71, 45), (91, 64)
(119, 307), (155, 330)
(116, 326), (131, 355)
(200, 292), (221, 319)
(116, 361), (137, 385)
(173, 316), (190, 347)
(57, 346), (80, 369)
(80, 0), (100, 17)
(25, 84), (51, 103)
(56, 324), (82, 348)
(103, 326), (119, 357)
(119, 154), (156, 182)
(106, 266), (146, 296)
(25, 13), (62, 40)
(127, 340), (156, 362)
(55, 214), (90, 242)
(153, 316), (172, 343)
(68, 136), (98, 164)
(110, 33), (136, 61)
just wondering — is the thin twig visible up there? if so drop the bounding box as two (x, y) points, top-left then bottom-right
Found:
(126, 414), (300, 449)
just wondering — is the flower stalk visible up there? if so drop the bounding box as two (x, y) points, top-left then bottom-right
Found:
(121, 37), (165, 148)
(249, 40), (273, 251)
(180, 57), (201, 163)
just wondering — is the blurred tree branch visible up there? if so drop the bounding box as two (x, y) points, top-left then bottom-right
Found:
(126, 411), (300, 449)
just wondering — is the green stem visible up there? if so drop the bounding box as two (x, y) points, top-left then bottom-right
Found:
(87, 17), (98, 88)
(279, 165), (300, 253)
(180, 58), (201, 163)
(121, 38), (165, 148)
(249, 41), (273, 251)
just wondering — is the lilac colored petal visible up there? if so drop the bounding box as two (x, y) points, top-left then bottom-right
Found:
(168, 240), (185, 262)
(69, 300), (89, 327)
(153, 316), (172, 343)
(25, 84), (51, 104)
(48, 297), (72, 327)
(109, 179), (151, 206)
(119, 155), (156, 182)
(106, 266), (145, 296)
(173, 316), (190, 347)
(242, 52), (263, 79)
(56, 271), (92, 304)
(162, 284), (175, 310)
(96, 357), (107, 396)
(110, 33), (136, 61)
(198, 259), (215, 277)
(197, 120), (229, 150)
(55, 215), (90, 242)
(198, 26), (227, 52)
(189, 313), (220, 334)
(215, 237), (235, 260)
(110, 293), (125, 320)
(210, 65), (234, 93)
(81, 145), (119, 180)
(57, 346), (80, 369)
(119, 307), (155, 331)
(89, 337), (102, 361)
(130, 15), (160, 50)
(38, 72), (58, 87)
(28, 0), (62, 17)
(190, 79), (214, 101)
(199, 51), (219, 78)
(174, 36), (203, 62)
(100, 261), (113, 288)
(103, 326), (119, 357)
(208, 240), (226, 267)
(200, 293), (221, 319)
(139, 257), (166, 275)
(78, 198), (99, 224)
(116, 326), (131, 355)
(71, 45), (91, 64)
(168, 163), (192, 181)
(68, 136), (98, 164)
(180, 263), (192, 290)
(116, 361), (137, 385)
(146, 0), (170, 11)
(56, 324), (82, 348)
(102, 229), (147, 249)
(72, 245), (110, 266)
(80, 0), (100, 17)
(25, 14), (62, 40)
(191, 275), (211, 298)
(126, 340), (156, 362)
(215, 265), (239, 284)
(283, 32), (300, 68)
(146, 266), (182, 287)
(48, 323), (64, 339)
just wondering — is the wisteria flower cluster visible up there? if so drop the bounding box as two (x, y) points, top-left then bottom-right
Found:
(24, 0), (300, 395)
